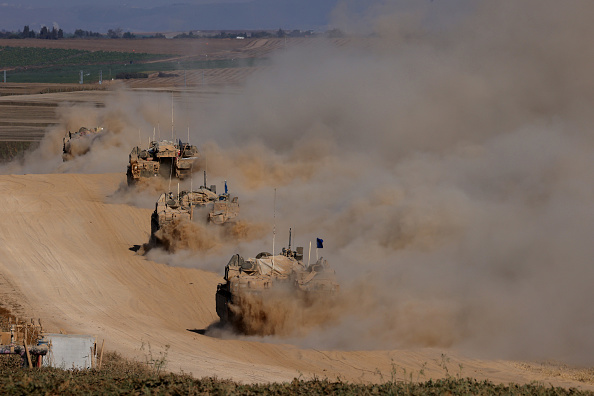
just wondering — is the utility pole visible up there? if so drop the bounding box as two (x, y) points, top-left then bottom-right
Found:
(79, 70), (83, 84)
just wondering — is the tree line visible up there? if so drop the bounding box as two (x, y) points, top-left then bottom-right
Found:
(0, 25), (139, 39)
(0, 25), (344, 40)
(0, 25), (64, 39)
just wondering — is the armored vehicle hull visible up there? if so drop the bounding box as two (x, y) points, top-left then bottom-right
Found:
(215, 247), (338, 333)
(62, 127), (103, 161)
(208, 196), (240, 225)
(127, 140), (199, 185)
(150, 184), (240, 246)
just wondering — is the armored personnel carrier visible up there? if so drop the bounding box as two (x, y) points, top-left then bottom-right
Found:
(62, 127), (103, 161)
(126, 139), (199, 185)
(208, 182), (240, 225)
(150, 180), (240, 245)
(215, 234), (339, 333)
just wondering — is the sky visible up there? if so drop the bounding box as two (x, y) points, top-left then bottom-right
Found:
(0, 0), (471, 33)
(1, 0), (252, 6)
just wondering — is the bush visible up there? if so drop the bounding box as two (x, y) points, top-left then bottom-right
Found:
(115, 72), (148, 79)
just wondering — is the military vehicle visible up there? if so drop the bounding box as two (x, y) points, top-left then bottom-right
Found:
(62, 127), (103, 161)
(208, 181), (240, 225)
(215, 231), (339, 333)
(126, 139), (199, 185)
(150, 179), (240, 245)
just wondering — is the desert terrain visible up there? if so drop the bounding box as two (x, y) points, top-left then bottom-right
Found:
(0, 171), (590, 389)
(1, 2), (594, 391)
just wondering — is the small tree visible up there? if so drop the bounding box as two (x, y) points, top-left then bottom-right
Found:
(107, 28), (123, 38)
(39, 26), (49, 39)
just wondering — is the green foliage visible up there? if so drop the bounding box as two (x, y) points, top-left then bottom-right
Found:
(73, 29), (102, 38)
(139, 341), (169, 375)
(0, 353), (589, 396)
(0, 46), (170, 68)
(115, 72), (148, 79)
(4, 56), (267, 84)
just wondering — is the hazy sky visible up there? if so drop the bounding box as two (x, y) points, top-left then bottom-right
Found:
(0, 0), (472, 33)
(2, 0), (252, 6)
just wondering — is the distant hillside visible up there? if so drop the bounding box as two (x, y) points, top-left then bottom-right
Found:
(0, 0), (338, 33)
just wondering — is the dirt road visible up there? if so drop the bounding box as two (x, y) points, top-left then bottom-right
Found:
(0, 172), (591, 389)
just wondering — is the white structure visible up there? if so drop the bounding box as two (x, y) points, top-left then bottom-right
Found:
(43, 334), (96, 369)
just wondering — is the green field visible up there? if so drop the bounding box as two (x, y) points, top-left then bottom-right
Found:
(0, 46), (170, 68)
(0, 46), (265, 83)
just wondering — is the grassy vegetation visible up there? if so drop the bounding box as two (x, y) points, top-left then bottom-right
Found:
(0, 352), (591, 396)
(4, 56), (265, 83)
(0, 47), (170, 68)
(0, 311), (591, 394)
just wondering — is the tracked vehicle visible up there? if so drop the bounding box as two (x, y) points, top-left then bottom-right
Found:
(208, 182), (240, 225)
(150, 179), (240, 244)
(126, 139), (199, 185)
(215, 231), (339, 332)
(62, 127), (103, 161)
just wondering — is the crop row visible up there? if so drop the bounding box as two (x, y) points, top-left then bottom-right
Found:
(3, 57), (267, 84)
(0, 46), (171, 68)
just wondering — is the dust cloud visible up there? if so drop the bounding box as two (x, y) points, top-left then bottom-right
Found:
(228, 286), (341, 337)
(149, 218), (267, 256)
(194, 0), (594, 365)
(3, 0), (594, 365)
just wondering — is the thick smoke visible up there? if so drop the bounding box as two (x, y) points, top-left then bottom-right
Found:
(4, 0), (594, 365)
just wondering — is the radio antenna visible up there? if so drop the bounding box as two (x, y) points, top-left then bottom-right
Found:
(171, 93), (174, 140)
(272, 188), (276, 276)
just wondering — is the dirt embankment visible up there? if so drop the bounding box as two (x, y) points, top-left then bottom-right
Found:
(0, 172), (590, 390)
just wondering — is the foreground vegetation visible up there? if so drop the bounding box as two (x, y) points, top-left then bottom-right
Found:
(0, 351), (590, 395)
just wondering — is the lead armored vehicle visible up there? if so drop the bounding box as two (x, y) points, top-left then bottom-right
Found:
(126, 139), (199, 185)
(62, 127), (103, 161)
(215, 234), (339, 333)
